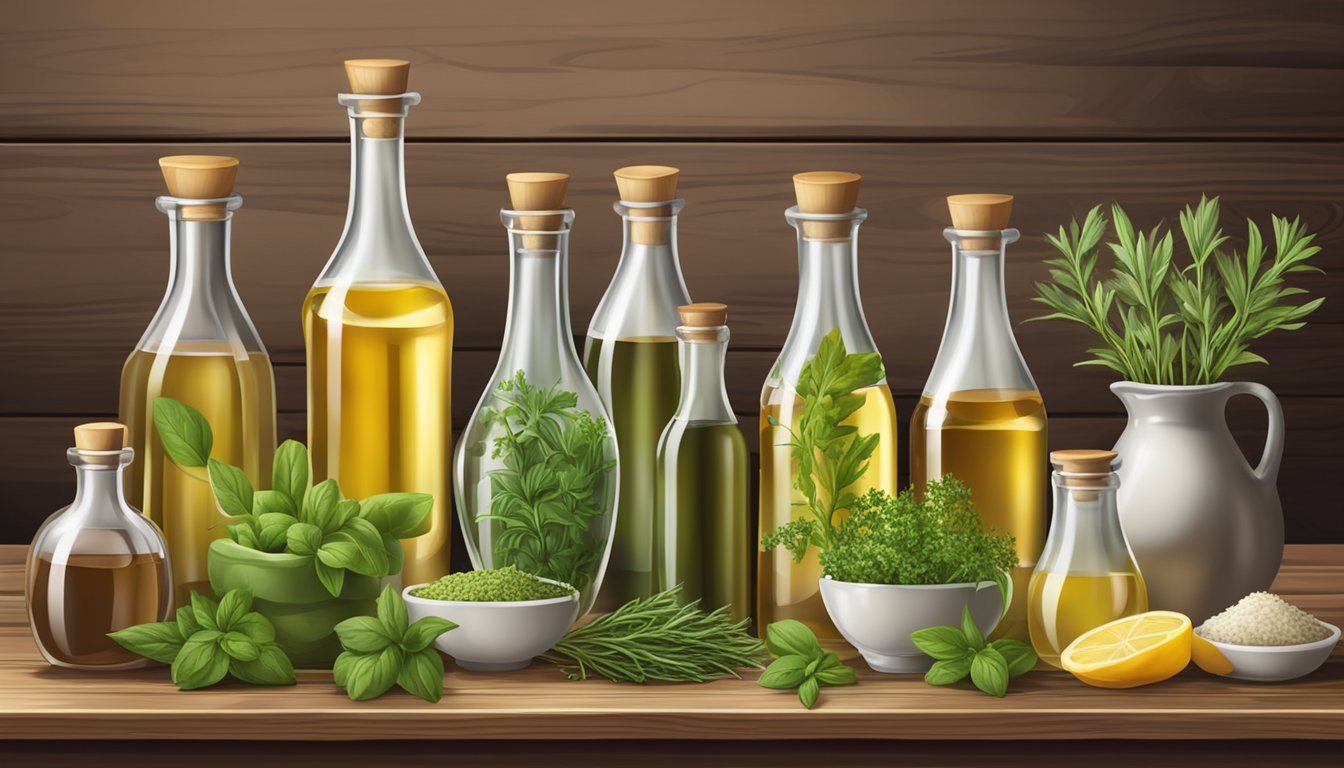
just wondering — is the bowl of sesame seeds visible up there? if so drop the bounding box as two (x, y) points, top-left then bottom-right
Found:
(1194, 592), (1340, 682)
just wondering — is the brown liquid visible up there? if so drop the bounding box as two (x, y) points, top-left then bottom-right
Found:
(28, 552), (171, 668)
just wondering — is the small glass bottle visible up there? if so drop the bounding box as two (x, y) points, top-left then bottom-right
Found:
(655, 302), (750, 622)
(584, 165), (691, 608)
(304, 59), (453, 588)
(27, 423), (173, 669)
(119, 156), (276, 602)
(454, 173), (619, 616)
(758, 172), (899, 638)
(911, 194), (1047, 641)
(1029, 449), (1147, 668)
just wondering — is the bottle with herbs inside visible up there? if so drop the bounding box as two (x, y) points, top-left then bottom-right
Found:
(758, 172), (899, 639)
(454, 172), (619, 617)
(303, 59), (453, 588)
(119, 155), (276, 602)
(27, 423), (173, 669)
(911, 193), (1047, 641)
(655, 302), (750, 622)
(584, 165), (692, 608)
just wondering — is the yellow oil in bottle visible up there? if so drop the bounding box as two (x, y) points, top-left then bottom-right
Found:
(1028, 571), (1148, 668)
(910, 388), (1047, 640)
(757, 382), (899, 638)
(303, 281), (453, 586)
(120, 342), (276, 601)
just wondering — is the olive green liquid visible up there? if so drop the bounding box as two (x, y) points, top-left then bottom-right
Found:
(655, 421), (751, 623)
(583, 336), (681, 608)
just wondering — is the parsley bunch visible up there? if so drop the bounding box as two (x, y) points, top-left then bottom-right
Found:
(912, 606), (1036, 697)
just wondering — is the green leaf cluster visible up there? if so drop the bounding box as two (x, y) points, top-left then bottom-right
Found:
(911, 606), (1035, 697)
(757, 620), (857, 709)
(541, 586), (767, 683)
(1032, 196), (1324, 384)
(108, 589), (296, 689)
(477, 371), (616, 596)
(152, 397), (433, 597)
(333, 586), (457, 703)
(761, 328), (885, 561)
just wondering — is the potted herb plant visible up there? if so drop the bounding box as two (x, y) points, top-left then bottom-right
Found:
(1032, 196), (1323, 623)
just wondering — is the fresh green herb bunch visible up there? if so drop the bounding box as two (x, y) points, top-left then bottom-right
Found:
(762, 328), (885, 561)
(911, 606), (1036, 698)
(477, 371), (616, 597)
(410, 566), (575, 602)
(333, 586), (457, 703)
(109, 588), (296, 690)
(542, 586), (767, 683)
(1032, 196), (1324, 385)
(153, 397), (432, 597)
(757, 620), (857, 709)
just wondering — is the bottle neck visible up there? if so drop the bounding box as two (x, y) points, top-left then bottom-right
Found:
(588, 201), (691, 339)
(673, 328), (735, 424)
(498, 234), (579, 381)
(68, 449), (136, 524)
(1039, 475), (1133, 573)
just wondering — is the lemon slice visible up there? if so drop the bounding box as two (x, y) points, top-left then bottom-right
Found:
(1060, 611), (1192, 688)
(1191, 632), (1234, 676)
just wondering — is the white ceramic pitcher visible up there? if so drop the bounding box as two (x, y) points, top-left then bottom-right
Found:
(1110, 381), (1284, 625)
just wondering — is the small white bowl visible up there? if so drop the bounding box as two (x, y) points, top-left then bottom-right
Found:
(402, 580), (580, 672)
(1195, 622), (1340, 682)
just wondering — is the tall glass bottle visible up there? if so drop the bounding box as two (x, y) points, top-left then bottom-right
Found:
(584, 165), (691, 607)
(655, 303), (750, 622)
(119, 156), (276, 602)
(304, 59), (453, 587)
(911, 194), (1048, 641)
(455, 173), (619, 616)
(758, 172), (899, 638)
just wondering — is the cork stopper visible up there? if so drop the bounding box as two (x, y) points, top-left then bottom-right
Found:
(74, 422), (128, 466)
(948, 193), (1014, 251)
(615, 165), (679, 245)
(794, 171), (861, 241)
(1051, 449), (1118, 501)
(507, 172), (570, 250)
(345, 58), (410, 139)
(675, 302), (727, 341)
(159, 156), (238, 221)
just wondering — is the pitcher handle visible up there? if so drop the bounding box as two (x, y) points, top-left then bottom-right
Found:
(1224, 382), (1284, 483)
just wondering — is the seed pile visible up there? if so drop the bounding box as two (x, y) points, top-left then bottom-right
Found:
(1199, 592), (1332, 646)
(410, 566), (574, 602)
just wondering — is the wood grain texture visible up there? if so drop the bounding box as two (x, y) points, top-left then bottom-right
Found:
(1, 1), (1342, 140)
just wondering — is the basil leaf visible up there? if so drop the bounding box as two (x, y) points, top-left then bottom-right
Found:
(970, 647), (1010, 698)
(765, 620), (822, 660)
(401, 617), (457, 653)
(257, 524), (289, 553)
(993, 569), (1013, 622)
(925, 656), (973, 686)
(206, 459), (254, 518)
(253, 491), (297, 518)
(190, 592), (220, 631)
(303, 478), (343, 532)
(214, 589), (252, 632)
(991, 639), (1038, 678)
(232, 612), (276, 644)
(341, 646), (404, 701)
(107, 621), (185, 664)
(152, 397), (213, 468)
(333, 650), (356, 688)
(961, 605), (985, 651)
(314, 560), (345, 597)
(382, 532), (405, 577)
(286, 522), (324, 557)
(813, 663), (857, 687)
(317, 537), (375, 576)
(329, 517), (391, 577)
(911, 625), (971, 661)
(397, 649), (445, 703)
(171, 631), (228, 690)
(757, 654), (809, 690)
(335, 616), (397, 653)
(359, 493), (434, 539)
(335, 499), (360, 531)
(815, 651), (843, 671)
(231, 524), (260, 550)
(376, 585), (409, 636)
(257, 512), (298, 530)
(271, 440), (311, 507)
(798, 676), (821, 709)
(176, 605), (202, 638)
(219, 631), (260, 662)
(229, 643), (296, 686)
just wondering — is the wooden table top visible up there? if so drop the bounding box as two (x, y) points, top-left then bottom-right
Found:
(1, 544), (1341, 742)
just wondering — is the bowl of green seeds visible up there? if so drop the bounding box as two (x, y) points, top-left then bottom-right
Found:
(403, 566), (579, 671)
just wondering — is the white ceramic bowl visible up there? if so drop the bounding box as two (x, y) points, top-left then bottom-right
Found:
(818, 576), (1004, 673)
(402, 580), (580, 672)
(1194, 621), (1340, 682)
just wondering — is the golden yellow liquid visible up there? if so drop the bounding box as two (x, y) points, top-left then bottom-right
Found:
(120, 343), (276, 602)
(303, 282), (453, 586)
(910, 389), (1047, 641)
(1028, 571), (1148, 668)
(757, 382), (899, 638)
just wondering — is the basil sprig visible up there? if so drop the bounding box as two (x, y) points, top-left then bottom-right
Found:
(757, 620), (857, 709)
(333, 586), (458, 703)
(911, 605), (1036, 697)
(108, 588), (296, 689)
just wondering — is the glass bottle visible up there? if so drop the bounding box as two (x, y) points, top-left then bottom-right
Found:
(27, 423), (173, 669)
(119, 156), (276, 602)
(583, 165), (691, 608)
(758, 172), (899, 638)
(303, 59), (453, 587)
(1029, 449), (1147, 667)
(655, 302), (750, 622)
(910, 194), (1047, 642)
(455, 173), (619, 616)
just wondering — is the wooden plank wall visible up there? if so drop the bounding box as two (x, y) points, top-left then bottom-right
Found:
(1, 1), (1341, 547)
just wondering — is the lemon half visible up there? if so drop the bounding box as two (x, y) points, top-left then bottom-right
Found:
(1060, 611), (1192, 688)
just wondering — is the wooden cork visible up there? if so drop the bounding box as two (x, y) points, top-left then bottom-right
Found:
(1051, 448), (1117, 501)
(159, 156), (238, 221)
(507, 172), (570, 250)
(74, 422), (128, 466)
(677, 302), (727, 341)
(794, 171), (861, 241)
(615, 165), (679, 245)
(947, 193), (1013, 251)
(345, 58), (410, 139)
